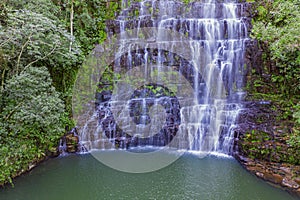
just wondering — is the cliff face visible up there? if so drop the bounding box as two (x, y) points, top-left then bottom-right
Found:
(234, 34), (300, 197)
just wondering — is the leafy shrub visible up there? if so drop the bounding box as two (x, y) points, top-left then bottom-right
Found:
(251, 0), (300, 97)
(0, 67), (65, 185)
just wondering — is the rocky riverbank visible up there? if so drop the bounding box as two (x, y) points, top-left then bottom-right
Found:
(235, 154), (300, 197)
(235, 101), (300, 197)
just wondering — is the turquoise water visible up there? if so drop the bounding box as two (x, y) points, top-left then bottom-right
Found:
(0, 152), (298, 200)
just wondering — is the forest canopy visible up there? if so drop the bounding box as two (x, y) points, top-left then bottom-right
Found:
(0, 0), (117, 185)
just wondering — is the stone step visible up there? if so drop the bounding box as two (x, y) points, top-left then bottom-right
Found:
(117, 1), (252, 20)
(107, 18), (249, 40)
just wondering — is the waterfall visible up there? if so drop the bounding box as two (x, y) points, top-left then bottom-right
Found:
(75, 0), (249, 155)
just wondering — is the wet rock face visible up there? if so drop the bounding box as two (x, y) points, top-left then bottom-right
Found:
(234, 100), (299, 164)
(234, 100), (300, 196)
(129, 85), (181, 126)
(106, 0), (253, 39)
(232, 36), (300, 193)
(232, 5), (299, 196)
(95, 47), (207, 148)
(97, 84), (181, 148)
(65, 133), (79, 153)
(47, 147), (60, 157)
(83, 0), (253, 153)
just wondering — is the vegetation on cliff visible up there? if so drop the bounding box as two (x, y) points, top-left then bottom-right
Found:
(242, 0), (300, 165)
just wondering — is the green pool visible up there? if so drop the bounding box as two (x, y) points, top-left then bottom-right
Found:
(0, 151), (298, 200)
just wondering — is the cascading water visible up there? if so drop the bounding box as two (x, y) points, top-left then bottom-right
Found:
(76, 0), (249, 155)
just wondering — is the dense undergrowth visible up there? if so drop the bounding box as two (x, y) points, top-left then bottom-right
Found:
(242, 0), (300, 164)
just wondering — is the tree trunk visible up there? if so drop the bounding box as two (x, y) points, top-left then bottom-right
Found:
(69, 0), (74, 52)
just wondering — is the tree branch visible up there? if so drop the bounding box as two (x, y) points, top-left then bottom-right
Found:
(0, 36), (14, 47)
(1, 67), (6, 92)
(5, 102), (23, 121)
(69, 0), (74, 52)
(22, 44), (58, 73)
(17, 34), (32, 74)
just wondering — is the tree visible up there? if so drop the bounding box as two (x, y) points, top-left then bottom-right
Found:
(251, 0), (300, 97)
(0, 0), (115, 185)
(0, 66), (66, 185)
(0, 9), (81, 89)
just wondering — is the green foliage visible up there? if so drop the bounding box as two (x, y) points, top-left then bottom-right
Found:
(3, 0), (61, 20)
(287, 103), (300, 152)
(0, 0), (85, 117)
(240, 130), (300, 164)
(245, 1), (300, 164)
(182, 0), (190, 4)
(1, 67), (65, 139)
(251, 0), (300, 97)
(52, 0), (120, 55)
(0, 7), (82, 91)
(293, 103), (300, 125)
(144, 84), (175, 97)
(0, 0), (116, 185)
(0, 67), (65, 185)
